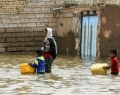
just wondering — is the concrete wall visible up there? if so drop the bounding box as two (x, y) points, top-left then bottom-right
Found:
(56, 17), (76, 54)
(0, 0), (58, 53)
(99, 4), (120, 59)
(56, 11), (81, 55)
(63, 0), (120, 6)
(0, 27), (43, 53)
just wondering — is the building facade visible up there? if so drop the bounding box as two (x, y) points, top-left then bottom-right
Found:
(0, 0), (120, 59)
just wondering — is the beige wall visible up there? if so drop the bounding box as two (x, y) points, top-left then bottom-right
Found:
(57, 18), (73, 37)
(56, 12), (80, 55)
(99, 4), (120, 59)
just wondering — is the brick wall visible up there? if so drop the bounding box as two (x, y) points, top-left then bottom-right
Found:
(0, 27), (44, 53)
(64, 0), (120, 5)
(0, 0), (58, 53)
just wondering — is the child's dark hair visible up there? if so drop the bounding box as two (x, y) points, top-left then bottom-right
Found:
(110, 49), (118, 55)
(36, 50), (43, 56)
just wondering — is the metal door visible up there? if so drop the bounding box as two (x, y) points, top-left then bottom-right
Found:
(81, 15), (98, 57)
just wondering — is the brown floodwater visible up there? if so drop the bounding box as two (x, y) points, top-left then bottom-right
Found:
(0, 54), (120, 95)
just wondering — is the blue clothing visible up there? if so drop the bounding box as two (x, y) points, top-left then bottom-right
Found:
(29, 56), (45, 74)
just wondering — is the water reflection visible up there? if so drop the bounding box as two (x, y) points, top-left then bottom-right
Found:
(0, 54), (120, 95)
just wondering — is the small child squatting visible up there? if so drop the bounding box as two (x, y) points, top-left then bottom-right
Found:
(28, 50), (45, 74)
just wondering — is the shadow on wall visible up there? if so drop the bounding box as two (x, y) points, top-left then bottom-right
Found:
(57, 30), (77, 55)
(100, 4), (120, 59)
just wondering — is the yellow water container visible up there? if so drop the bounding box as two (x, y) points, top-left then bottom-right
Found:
(90, 63), (108, 75)
(20, 63), (35, 74)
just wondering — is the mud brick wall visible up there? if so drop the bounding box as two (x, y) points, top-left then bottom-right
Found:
(99, 5), (120, 59)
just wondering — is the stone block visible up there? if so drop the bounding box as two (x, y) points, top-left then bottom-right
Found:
(0, 23), (9, 27)
(2, 43), (11, 47)
(0, 19), (2, 23)
(42, 0), (51, 1)
(0, 38), (6, 42)
(7, 47), (16, 51)
(1, 14), (10, 18)
(36, 14), (45, 18)
(46, 1), (55, 5)
(2, 19), (11, 23)
(10, 14), (19, 18)
(27, 23), (36, 27)
(37, 1), (45, 5)
(39, 18), (48, 22)
(26, 37), (35, 41)
(17, 37), (26, 42)
(29, 42), (38, 46)
(28, 14), (36, 18)
(0, 28), (5, 32)
(15, 27), (25, 32)
(42, 8), (51, 11)
(26, 47), (35, 51)
(39, 31), (44, 36)
(29, 18), (40, 22)
(16, 47), (25, 51)
(38, 41), (43, 46)
(21, 42), (27, 46)
(3, 33), (11, 37)
(35, 46), (41, 50)
(0, 33), (3, 37)
(11, 33), (21, 37)
(28, 2), (37, 6)
(21, 42), (38, 46)
(44, 14), (53, 17)
(19, 14), (28, 18)
(12, 18), (20, 23)
(36, 23), (45, 27)
(55, 1), (64, 5)
(34, 27), (43, 32)
(33, 8), (42, 12)
(35, 37), (43, 41)
(0, 44), (3, 48)
(5, 27), (16, 32)
(17, 23), (27, 27)
(0, 48), (6, 52)
(12, 42), (21, 46)
(7, 38), (16, 42)
(24, 8), (33, 12)
(24, 27), (34, 32)
(29, 32), (39, 36)
(20, 18), (29, 23)
(21, 33), (30, 37)
(9, 24), (18, 27)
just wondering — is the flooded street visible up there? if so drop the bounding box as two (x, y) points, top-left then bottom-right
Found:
(0, 54), (120, 95)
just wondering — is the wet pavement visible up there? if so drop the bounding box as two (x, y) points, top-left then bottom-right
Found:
(0, 54), (120, 95)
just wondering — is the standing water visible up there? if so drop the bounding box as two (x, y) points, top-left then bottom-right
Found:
(0, 54), (120, 95)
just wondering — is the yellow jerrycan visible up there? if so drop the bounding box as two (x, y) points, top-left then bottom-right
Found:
(20, 63), (35, 74)
(90, 63), (108, 75)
